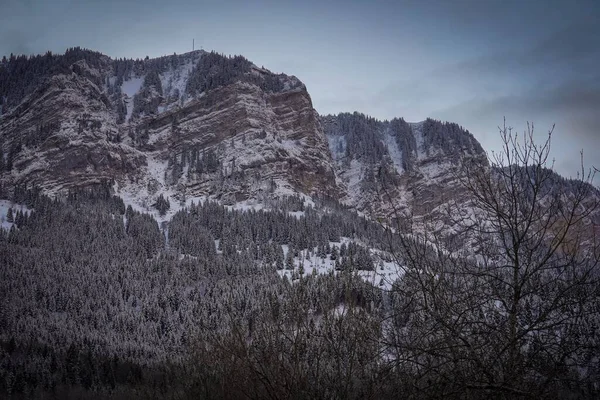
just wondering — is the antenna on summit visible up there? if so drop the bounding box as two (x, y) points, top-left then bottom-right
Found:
(193, 39), (195, 51)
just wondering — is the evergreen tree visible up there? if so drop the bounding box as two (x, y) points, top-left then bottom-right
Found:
(285, 246), (295, 270)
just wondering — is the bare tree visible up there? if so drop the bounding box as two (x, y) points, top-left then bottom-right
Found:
(382, 122), (600, 399)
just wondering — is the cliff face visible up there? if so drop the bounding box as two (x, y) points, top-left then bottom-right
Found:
(127, 79), (337, 206)
(0, 49), (337, 210)
(0, 48), (491, 219)
(0, 60), (146, 194)
(321, 113), (487, 221)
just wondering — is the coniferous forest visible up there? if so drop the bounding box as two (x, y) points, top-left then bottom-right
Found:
(0, 184), (392, 399)
(2, 139), (600, 400)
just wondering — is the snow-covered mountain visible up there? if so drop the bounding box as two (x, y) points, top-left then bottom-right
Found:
(2, 47), (600, 400)
(0, 48), (337, 217)
(321, 112), (487, 223)
(0, 47), (594, 228)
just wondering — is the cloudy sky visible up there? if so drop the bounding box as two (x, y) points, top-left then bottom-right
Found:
(1, 0), (599, 177)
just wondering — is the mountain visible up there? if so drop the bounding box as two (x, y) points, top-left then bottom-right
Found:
(1, 48), (600, 399)
(0, 48), (337, 215)
(321, 112), (487, 219)
(0, 48), (597, 230)
(0, 47), (496, 227)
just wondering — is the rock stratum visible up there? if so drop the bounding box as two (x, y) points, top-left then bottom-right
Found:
(0, 49), (336, 213)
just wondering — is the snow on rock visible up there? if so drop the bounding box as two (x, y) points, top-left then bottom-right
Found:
(121, 76), (144, 122)
(383, 130), (404, 174)
(327, 135), (346, 161)
(158, 52), (200, 110)
(1, 49), (337, 216)
(343, 159), (365, 201)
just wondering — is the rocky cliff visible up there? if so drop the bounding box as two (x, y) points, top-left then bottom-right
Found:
(0, 48), (337, 213)
(321, 112), (487, 222)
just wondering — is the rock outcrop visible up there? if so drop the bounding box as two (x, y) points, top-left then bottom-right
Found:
(321, 112), (487, 221)
(0, 49), (337, 210)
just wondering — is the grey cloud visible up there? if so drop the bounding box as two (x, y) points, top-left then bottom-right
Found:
(526, 19), (600, 65)
(403, 19), (600, 97)
(440, 77), (600, 116)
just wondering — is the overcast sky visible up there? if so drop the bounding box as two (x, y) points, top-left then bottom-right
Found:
(1, 0), (599, 178)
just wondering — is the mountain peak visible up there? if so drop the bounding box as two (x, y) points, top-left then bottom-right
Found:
(0, 47), (336, 218)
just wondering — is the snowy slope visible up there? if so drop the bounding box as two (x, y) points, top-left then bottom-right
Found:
(0, 200), (31, 230)
(276, 238), (402, 290)
(121, 76), (143, 122)
(383, 129), (404, 174)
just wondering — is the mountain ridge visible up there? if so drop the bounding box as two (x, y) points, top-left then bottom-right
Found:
(0, 47), (594, 224)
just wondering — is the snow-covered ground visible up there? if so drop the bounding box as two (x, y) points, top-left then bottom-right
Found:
(343, 159), (364, 200)
(0, 200), (31, 230)
(159, 54), (199, 109)
(276, 238), (403, 290)
(115, 154), (206, 225)
(383, 131), (404, 175)
(121, 77), (143, 122)
(409, 121), (425, 158)
(327, 135), (346, 161)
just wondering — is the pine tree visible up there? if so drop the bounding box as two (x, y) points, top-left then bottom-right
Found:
(154, 194), (170, 216)
(330, 246), (338, 261)
(285, 247), (295, 270)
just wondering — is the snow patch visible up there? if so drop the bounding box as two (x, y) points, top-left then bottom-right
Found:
(383, 130), (404, 174)
(327, 135), (347, 161)
(121, 76), (144, 122)
(0, 200), (32, 230)
(225, 200), (266, 212)
(340, 159), (364, 202)
(159, 55), (198, 109)
(409, 121), (425, 159)
(277, 237), (403, 290)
